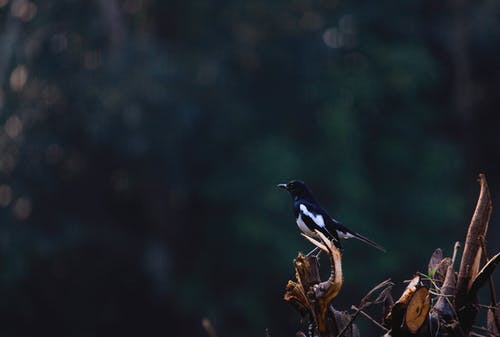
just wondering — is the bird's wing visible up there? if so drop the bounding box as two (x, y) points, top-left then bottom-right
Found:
(297, 201), (340, 244)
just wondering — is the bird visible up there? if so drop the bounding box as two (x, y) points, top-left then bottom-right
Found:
(277, 180), (385, 253)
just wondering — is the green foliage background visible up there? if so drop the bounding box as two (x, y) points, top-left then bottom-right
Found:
(0, 0), (499, 336)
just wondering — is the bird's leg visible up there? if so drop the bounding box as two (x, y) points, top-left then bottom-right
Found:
(306, 246), (319, 257)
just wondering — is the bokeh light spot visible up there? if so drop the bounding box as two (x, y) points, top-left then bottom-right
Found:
(13, 197), (32, 220)
(322, 27), (343, 48)
(5, 115), (23, 138)
(9, 64), (28, 92)
(11, 0), (36, 21)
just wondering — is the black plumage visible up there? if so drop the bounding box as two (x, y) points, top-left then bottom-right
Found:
(278, 180), (385, 252)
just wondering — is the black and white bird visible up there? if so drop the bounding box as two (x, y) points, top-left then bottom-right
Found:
(277, 180), (385, 253)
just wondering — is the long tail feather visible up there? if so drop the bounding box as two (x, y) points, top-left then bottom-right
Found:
(326, 218), (385, 252)
(351, 232), (386, 252)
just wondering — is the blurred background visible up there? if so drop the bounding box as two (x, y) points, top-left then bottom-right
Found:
(0, 0), (499, 336)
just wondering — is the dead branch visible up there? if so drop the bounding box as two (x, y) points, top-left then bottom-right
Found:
(456, 174), (493, 333)
(479, 237), (500, 337)
(285, 230), (345, 337)
(433, 242), (461, 319)
(351, 305), (389, 332)
(285, 276), (313, 317)
(308, 231), (344, 337)
(435, 258), (452, 288)
(383, 292), (394, 327)
(472, 325), (500, 337)
(332, 308), (360, 337)
(469, 252), (500, 297)
(488, 304), (500, 337)
(452, 241), (461, 266)
(285, 252), (322, 317)
(480, 236), (498, 307)
(359, 279), (394, 308)
(336, 279), (393, 337)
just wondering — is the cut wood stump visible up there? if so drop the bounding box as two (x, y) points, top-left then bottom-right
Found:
(284, 230), (356, 337)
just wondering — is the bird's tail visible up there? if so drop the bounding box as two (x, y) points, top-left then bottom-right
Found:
(350, 231), (386, 252)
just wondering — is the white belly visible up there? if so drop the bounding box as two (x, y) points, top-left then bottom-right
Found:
(296, 214), (316, 237)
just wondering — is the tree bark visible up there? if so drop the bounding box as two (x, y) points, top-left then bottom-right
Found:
(455, 174), (493, 333)
(285, 230), (351, 337)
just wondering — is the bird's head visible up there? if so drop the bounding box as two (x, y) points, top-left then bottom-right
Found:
(277, 180), (315, 200)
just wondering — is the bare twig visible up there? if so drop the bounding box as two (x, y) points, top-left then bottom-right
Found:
(452, 241), (461, 267)
(360, 279), (394, 308)
(335, 279), (393, 337)
(472, 325), (500, 337)
(435, 257), (452, 287)
(336, 309), (361, 337)
(351, 305), (389, 332)
(419, 272), (458, 319)
(488, 304), (500, 337)
(478, 304), (500, 310)
(470, 332), (489, 337)
(479, 235), (497, 305)
(469, 252), (500, 297)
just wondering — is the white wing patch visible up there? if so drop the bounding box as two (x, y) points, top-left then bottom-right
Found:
(337, 230), (354, 239)
(299, 204), (325, 228)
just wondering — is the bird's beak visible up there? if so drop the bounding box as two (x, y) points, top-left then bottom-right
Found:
(276, 183), (288, 190)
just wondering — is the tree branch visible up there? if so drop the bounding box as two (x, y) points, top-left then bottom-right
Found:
(456, 174), (493, 333)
